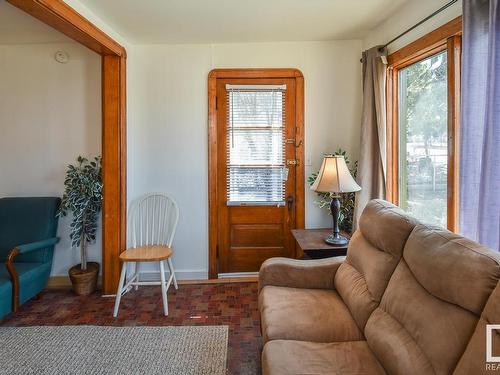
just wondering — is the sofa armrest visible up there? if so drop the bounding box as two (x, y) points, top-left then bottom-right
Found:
(5, 249), (20, 312)
(5, 237), (59, 312)
(258, 256), (345, 293)
(16, 237), (59, 255)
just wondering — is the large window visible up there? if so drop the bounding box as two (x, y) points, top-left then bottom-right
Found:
(387, 18), (461, 231)
(398, 51), (448, 226)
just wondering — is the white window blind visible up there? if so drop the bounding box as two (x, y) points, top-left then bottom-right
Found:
(226, 84), (287, 206)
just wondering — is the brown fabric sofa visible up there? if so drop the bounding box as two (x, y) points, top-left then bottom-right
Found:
(259, 199), (500, 375)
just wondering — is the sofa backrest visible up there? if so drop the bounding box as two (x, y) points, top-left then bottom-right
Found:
(364, 224), (500, 375)
(454, 282), (500, 374)
(0, 197), (61, 263)
(334, 199), (418, 331)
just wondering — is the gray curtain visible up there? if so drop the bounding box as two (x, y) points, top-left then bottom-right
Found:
(460, 0), (500, 251)
(354, 46), (388, 226)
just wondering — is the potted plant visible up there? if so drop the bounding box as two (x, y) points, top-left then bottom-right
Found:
(58, 156), (103, 295)
(308, 148), (358, 233)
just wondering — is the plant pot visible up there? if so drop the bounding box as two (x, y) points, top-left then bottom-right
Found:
(68, 262), (99, 296)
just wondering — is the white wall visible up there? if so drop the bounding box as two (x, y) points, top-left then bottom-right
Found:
(2, 0), (364, 280)
(0, 42), (102, 276)
(124, 0), (464, 279)
(363, 0), (462, 53)
(4, 0), (462, 281)
(0, 0), (468, 284)
(127, 41), (362, 278)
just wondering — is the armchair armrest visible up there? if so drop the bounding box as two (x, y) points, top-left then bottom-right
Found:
(258, 256), (345, 293)
(15, 237), (60, 255)
(6, 237), (59, 312)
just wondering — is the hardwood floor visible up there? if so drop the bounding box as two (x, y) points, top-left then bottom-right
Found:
(0, 282), (262, 375)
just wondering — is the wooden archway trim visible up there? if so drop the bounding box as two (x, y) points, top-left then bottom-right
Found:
(7, 0), (125, 56)
(7, 0), (127, 294)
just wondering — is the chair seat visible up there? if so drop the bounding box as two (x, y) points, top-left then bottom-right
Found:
(0, 262), (51, 306)
(119, 245), (173, 262)
(259, 285), (364, 343)
(0, 275), (12, 319)
(262, 339), (386, 375)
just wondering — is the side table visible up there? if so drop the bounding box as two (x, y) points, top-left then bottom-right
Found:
(291, 228), (351, 259)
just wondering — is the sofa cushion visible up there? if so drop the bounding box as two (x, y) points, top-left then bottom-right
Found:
(258, 257), (344, 293)
(259, 285), (363, 343)
(262, 340), (386, 375)
(365, 224), (500, 375)
(454, 283), (500, 374)
(404, 225), (500, 315)
(357, 199), (418, 257)
(0, 276), (12, 320)
(335, 200), (418, 330)
(0, 262), (51, 305)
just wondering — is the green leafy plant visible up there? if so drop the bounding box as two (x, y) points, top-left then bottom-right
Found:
(308, 148), (358, 233)
(58, 156), (103, 271)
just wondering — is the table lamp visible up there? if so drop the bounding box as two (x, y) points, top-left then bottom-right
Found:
(311, 155), (361, 246)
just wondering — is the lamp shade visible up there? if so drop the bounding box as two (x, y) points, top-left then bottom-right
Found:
(311, 155), (361, 193)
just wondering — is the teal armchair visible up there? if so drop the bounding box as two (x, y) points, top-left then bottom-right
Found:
(0, 197), (60, 319)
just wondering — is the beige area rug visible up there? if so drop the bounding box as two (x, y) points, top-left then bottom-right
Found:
(0, 325), (228, 375)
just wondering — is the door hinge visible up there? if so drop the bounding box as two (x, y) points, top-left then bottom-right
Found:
(286, 159), (299, 166)
(215, 97), (218, 110)
(216, 244), (219, 257)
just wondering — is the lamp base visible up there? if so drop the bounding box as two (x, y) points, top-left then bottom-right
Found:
(324, 233), (349, 247)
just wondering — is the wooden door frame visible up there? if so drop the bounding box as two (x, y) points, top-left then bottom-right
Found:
(207, 68), (305, 279)
(386, 16), (462, 232)
(7, 0), (127, 294)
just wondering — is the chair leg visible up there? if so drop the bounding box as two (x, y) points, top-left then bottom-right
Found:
(113, 262), (127, 318)
(134, 262), (140, 291)
(159, 260), (168, 316)
(167, 258), (178, 290)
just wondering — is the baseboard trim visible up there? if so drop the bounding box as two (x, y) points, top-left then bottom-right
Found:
(47, 271), (257, 289)
(134, 271), (257, 284)
(47, 276), (102, 289)
(177, 277), (257, 284)
(133, 270), (208, 281)
(218, 272), (259, 278)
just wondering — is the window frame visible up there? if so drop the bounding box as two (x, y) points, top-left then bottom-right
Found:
(386, 17), (462, 231)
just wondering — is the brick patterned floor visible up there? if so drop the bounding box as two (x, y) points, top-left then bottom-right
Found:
(0, 282), (262, 375)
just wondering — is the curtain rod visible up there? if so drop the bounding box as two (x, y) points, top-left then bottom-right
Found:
(360, 0), (459, 62)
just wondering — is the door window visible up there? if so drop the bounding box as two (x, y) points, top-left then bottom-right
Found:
(226, 85), (286, 205)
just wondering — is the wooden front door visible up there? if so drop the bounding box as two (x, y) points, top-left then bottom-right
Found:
(215, 76), (300, 273)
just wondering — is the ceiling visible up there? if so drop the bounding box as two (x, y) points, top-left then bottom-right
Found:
(79, 0), (409, 44)
(0, 1), (71, 44)
(0, 0), (410, 45)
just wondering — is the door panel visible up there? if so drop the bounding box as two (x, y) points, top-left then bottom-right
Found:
(231, 225), (284, 247)
(228, 247), (286, 273)
(216, 77), (297, 273)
